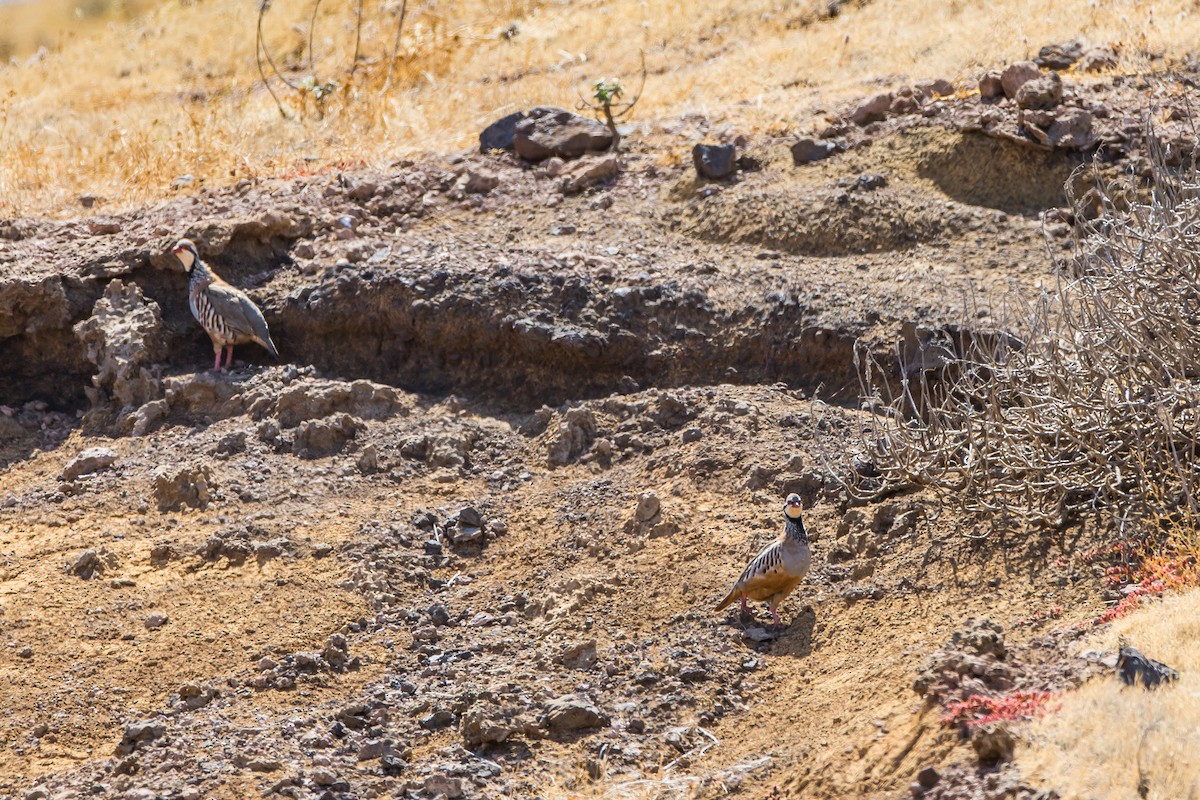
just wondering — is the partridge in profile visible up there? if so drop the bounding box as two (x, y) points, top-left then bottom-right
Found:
(716, 493), (812, 628)
(171, 239), (279, 371)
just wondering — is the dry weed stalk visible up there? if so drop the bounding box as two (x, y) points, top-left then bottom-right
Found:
(843, 131), (1200, 535)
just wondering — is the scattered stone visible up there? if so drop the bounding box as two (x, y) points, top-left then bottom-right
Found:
(914, 78), (954, 99)
(60, 447), (117, 481)
(68, 548), (117, 580)
(215, 431), (247, 456)
(635, 491), (661, 523)
(692, 143), (738, 179)
(115, 720), (165, 755)
(1047, 108), (1096, 149)
(1035, 40), (1084, 70)
(850, 92), (893, 125)
(790, 138), (839, 164)
(1000, 61), (1042, 99)
(1117, 643), (1179, 688)
(480, 111), (526, 152)
(1079, 45), (1118, 72)
(513, 107), (613, 161)
(559, 155), (620, 194)
(356, 444), (379, 474)
(460, 169), (500, 194)
(1015, 72), (1063, 110)
(144, 613), (169, 630)
(547, 407), (596, 466)
(978, 72), (1004, 100)
(542, 695), (609, 732)
(293, 414), (361, 458)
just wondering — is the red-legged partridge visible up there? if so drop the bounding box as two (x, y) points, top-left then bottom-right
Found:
(171, 239), (279, 371)
(715, 493), (812, 627)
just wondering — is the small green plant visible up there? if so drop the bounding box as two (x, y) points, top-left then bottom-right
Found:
(577, 53), (646, 152)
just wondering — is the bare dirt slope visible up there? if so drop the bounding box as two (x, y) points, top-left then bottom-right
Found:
(1, 61), (1195, 800)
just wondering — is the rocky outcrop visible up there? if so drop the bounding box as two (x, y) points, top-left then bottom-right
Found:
(74, 280), (167, 431)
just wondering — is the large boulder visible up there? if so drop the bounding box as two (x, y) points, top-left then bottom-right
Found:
(479, 111), (526, 152)
(513, 107), (613, 161)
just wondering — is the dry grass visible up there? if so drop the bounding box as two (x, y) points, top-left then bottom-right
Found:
(2, 0), (1200, 216)
(1024, 588), (1200, 800)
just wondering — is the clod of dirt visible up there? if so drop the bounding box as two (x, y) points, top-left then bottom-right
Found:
(59, 446), (117, 481)
(153, 464), (214, 511)
(292, 413), (361, 458)
(513, 107), (613, 161)
(971, 722), (1015, 765)
(74, 280), (167, 430)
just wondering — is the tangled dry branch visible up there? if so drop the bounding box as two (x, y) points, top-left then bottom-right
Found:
(842, 130), (1200, 533)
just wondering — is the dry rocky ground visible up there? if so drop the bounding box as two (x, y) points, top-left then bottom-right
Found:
(1, 48), (1196, 800)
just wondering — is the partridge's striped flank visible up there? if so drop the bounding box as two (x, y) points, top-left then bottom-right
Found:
(715, 493), (812, 629)
(171, 238), (280, 371)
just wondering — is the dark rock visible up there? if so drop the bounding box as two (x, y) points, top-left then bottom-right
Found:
(144, 612), (168, 630)
(455, 506), (483, 528)
(849, 92), (892, 125)
(917, 766), (940, 789)
(857, 174), (887, 191)
(692, 144), (738, 180)
(542, 695), (609, 732)
(513, 107), (613, 161)
(791, 138), (839, 164)
(1035, 40), (1084, 70)
(1117, 643), (1179, 688)
(979, 72), (1004, 100)
(1016, 72), (1063, 110)
(1000, 61), (1041, 99)
(480, 111), (526, 152)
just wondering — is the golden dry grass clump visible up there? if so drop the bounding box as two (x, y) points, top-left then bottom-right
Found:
(1023, 588), (1200, 799)
(1, 0), (1200, 217)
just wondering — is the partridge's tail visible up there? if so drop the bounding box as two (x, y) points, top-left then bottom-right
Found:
(714, 587), (740, 612)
